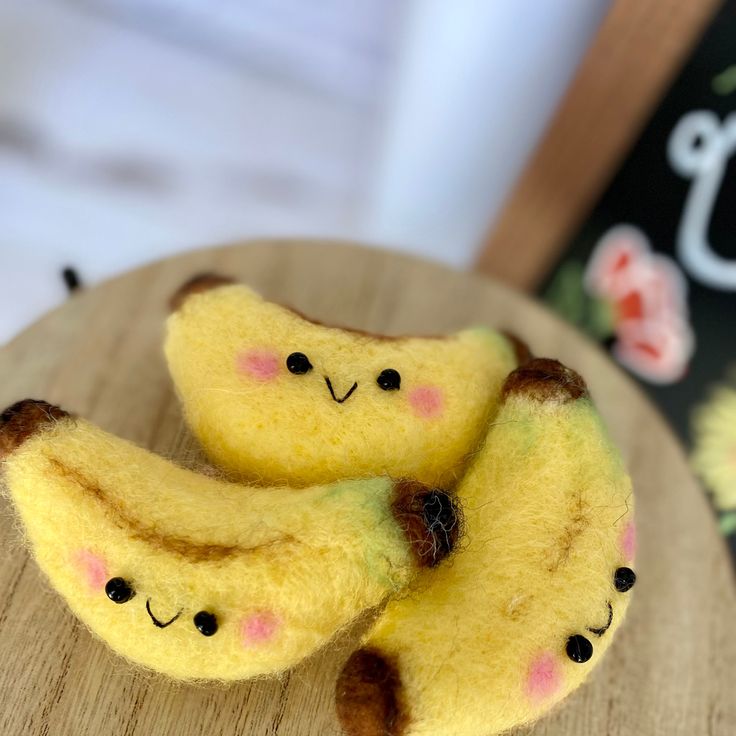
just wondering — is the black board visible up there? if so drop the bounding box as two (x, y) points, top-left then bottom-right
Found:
(541, 0), (736, 554)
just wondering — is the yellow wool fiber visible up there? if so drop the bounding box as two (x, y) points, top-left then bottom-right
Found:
(336, 366), (636, 736)
(2, 413), (425, 681)
(165, 283), (518, 487)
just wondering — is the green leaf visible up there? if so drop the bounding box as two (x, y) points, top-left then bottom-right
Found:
(586, 296), (615, 339)
(719, 511), (736, 536)
(545, 260), (614, 340)
(544, 261), (586, 324)
(712, 65), (736, 96)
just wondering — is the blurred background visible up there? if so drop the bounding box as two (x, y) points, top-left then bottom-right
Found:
(2, 1), (736, 549)
(0, 0), (609, 343)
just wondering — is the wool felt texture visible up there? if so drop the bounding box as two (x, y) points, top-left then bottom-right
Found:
(336, 359), (636, 736)
(0, 400), (460, 681)
(165, 277), (519, 488)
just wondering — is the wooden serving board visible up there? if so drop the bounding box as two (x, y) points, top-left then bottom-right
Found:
(0, 242), (734, 735)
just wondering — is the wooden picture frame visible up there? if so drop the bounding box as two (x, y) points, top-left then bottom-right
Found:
(476, 0), (722, 290)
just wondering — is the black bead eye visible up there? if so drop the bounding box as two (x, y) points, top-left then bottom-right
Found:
(377, 368), (401, 391)
(614, 566), (636, 592)
(286, 352), (312, 375)
(566, 634), (593, 663)
(105, 577), (135, 604)
(193, 611), (218, 637)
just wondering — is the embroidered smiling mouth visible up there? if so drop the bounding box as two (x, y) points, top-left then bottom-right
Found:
(587, 601), (613, 637)
(146, 599), (182, 629)
(324, 376), (358, 404)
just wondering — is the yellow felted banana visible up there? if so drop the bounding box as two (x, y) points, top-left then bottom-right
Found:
(0, 400), (460, 681)
(165, 276), (523, 487)
(336, 359), (636, 736)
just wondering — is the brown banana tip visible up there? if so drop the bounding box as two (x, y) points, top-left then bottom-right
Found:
(0, 399), (70, 460)
(168, 273), (236, 312)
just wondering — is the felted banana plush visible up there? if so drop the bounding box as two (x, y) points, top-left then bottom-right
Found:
(165, 276), (523, 487)
(0, 400), (459, 681)
(336, 359), (636, 736)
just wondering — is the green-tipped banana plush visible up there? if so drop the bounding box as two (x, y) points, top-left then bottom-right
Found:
(0, 400), (459, 681)
(336, 359), (636, 736)
(165, 277), (523, 487)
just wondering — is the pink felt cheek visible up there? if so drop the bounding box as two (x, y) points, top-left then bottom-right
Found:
(240, 611), (281, 647)
(525, 651), (563, 703)
(236, 349), (281, 381)
(408, 386), (445, 419)
(72, 549), (109, 592)
(620, 520), (637, 562)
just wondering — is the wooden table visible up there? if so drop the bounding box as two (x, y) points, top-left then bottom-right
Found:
(1, 242), (734, 735)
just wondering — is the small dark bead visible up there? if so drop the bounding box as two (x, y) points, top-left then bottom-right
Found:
(286, 352), (312, 375)
(61, 266), (82, 293)
(421, 490), (459, 561)
(614, 567), (636, 592)
(422, 491), (456, 535)
(194, 611), (218, 637)
(566, 634), (593, 663)
(105, 577), (135, 604)
(377, 368), (401, 391)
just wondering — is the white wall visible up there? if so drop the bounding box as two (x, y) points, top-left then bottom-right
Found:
(0, 0), (609, 343)
(0, 0), (391, 343)
(364, 0), (611, 266)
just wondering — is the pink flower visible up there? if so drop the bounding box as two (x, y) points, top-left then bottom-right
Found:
(585, 225), (695, 384)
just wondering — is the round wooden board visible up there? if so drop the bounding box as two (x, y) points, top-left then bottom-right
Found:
(0, 242), (734, 736)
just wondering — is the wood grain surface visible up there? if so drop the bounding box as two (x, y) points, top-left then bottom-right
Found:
(0, 241), (734, 736)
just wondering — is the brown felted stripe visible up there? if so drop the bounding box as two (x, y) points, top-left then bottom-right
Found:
(168, 273), (235, 312)
(169, 274), (453, 340)
(501, 358), (588, 403)
(392, 480), (461, 568)
(281, 301), (448, 341)
(335, 648), (408, 736)
(0, 399), (70, 461)
(44, 456), (295, 562)
(500, 329), (533, 366)
(545, 489), (591, 573)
